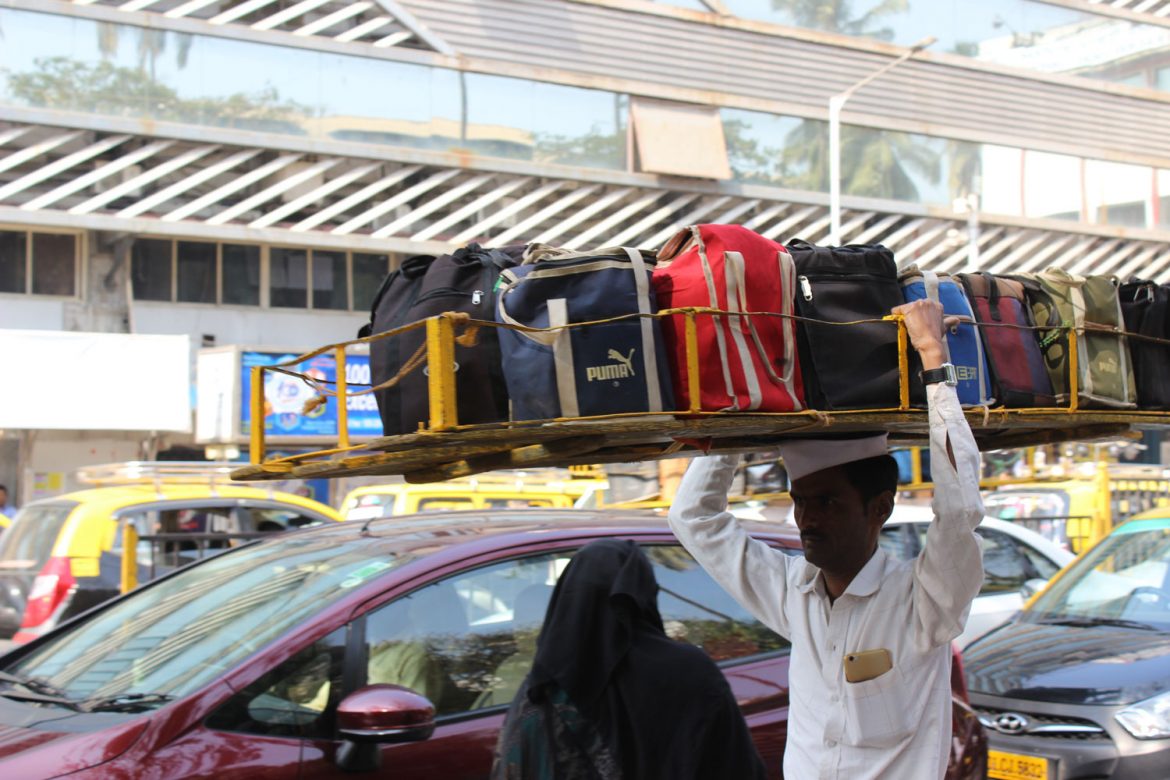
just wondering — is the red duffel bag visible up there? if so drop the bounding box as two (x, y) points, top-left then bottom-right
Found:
(652, 224), (804, 412)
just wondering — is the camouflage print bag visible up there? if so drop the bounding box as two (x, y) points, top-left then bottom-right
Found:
(1012, 269), (1136, 409)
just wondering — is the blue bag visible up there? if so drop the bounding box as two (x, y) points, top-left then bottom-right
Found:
(496, 244), (675, 421)
(899, 267), (994, 407)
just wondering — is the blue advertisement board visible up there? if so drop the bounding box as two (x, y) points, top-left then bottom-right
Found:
(239, 351), (382, 439)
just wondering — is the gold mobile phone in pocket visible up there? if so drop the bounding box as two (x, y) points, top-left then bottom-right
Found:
(843, 648), (893, 683)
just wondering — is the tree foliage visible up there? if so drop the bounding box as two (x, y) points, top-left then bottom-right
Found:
(6, 57), (309, 132)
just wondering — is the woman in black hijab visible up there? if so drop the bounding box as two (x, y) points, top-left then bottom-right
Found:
(491, 539), (768, 780)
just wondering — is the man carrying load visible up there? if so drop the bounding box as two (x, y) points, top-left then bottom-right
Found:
(668, 299), (984, 780)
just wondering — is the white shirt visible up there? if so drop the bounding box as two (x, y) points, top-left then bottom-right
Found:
(667, 384), (984, 780)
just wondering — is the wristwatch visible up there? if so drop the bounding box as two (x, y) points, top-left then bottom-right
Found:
(922, 363), (959, 387)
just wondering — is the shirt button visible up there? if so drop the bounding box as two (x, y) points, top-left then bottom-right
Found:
(830, 693), (839, 703)
(826, 739), (837, 748)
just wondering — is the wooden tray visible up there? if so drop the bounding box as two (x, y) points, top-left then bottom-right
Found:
(231, 310), (1166, 483)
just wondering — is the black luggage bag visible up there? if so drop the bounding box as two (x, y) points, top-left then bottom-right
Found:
(362, 244), (523, 436)
(1119, 279), (1170, 409)
(786, 239), (924, 410)
(359, 253), (435, 437)
(396, 243), (523, 434)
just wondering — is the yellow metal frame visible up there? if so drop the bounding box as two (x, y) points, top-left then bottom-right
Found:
(120, 524), (138, 594)
(237, 306), (1168, 481)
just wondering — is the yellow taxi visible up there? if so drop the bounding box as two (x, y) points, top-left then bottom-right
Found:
(983, 461), (1170, 554)
(0, 462), (341, 644)
(339, 471), (608, 521)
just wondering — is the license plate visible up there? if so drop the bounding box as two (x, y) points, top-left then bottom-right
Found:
(988, 750), (1049, 780)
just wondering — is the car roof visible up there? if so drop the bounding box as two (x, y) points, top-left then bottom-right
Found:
(773, 501), (1075, 564)
(344, 479), (603, 499)
(1122, 507), (1170, 523)
(256, 508), (799, 558)
(24, 485), (341, 520)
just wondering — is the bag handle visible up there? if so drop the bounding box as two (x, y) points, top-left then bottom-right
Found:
(921, 270), (952, 363)
(523, 243), (574, 264)
(726, 250), (796, 387)
(658, 226), (699, 264)
(979, 272), (1003, 322)
(496, 270), (559, 347)
(622, 246), (665, 412)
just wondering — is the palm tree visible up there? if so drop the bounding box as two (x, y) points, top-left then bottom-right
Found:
(777, 0), (909, 41)
(765, 0), (943, 201)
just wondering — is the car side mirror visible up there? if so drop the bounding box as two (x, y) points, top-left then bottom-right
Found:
(1020, 578), (1048, 601)
(334, 685), (436, 773)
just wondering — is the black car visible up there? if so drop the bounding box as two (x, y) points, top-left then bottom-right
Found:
(964, 513), (1170, 780)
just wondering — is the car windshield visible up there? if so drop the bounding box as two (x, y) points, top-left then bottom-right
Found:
(983, 489), (1076, 550)
(1028, 518), (1170, 631)
(0, 504), (75, 570)
(4, 531), (411, 704)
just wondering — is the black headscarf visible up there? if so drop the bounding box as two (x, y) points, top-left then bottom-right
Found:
(521, 539), (768, 780)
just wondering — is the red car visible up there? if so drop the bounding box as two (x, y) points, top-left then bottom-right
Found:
(0, 511), (986, 778)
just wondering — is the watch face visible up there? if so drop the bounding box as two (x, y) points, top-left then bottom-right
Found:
(942, 363), (958, 386)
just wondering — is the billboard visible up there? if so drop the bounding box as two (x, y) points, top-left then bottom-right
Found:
(196, 346), (380, 443)
(1, 329), (191, 432)
(240, 350), (381, 439)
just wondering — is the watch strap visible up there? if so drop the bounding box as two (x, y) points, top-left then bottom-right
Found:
(922, 363), (957, 386)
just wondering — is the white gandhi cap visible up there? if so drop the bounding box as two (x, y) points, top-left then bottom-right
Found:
(777, 434), (890, 482)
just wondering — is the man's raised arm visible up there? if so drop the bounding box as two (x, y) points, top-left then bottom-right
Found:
(668, 454), (794, 637)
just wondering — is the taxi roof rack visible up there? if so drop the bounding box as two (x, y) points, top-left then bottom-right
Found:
(77, 461), (243, 490)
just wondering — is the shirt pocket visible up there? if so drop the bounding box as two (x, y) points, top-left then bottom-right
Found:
(841, 664), (914, 748)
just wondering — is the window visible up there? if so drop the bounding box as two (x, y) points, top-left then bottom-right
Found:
(241, 506), (328, 532)
(361, 552), (568, 716)
(0, 504), (73, 570)
(0, 229), (78, 296)
(977, 529), (1055, 595)
(222, 243), (261, 305)
(131, 239), (393, 309)
(1085, 160), (1151, 229)
(132, 238), (173, 301)
(176, 241), (216, 303)
(484, 498), (555, 508)
(270, 247), (308, 308)
(352, 252), (389, 312)
(645, 545), (790, 661)
(0, 230), (26, 293)
(415, 497), (475, 512)
(312, 250), (348, 310)
(878, 524), (920, 561)
(1024, 150), (1082, 221)
(350, 542), (788, 723)
(206, 627), (347, 739)
(30, 233), (76, 296)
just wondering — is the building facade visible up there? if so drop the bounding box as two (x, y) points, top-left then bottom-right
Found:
(3, 0), (1170, 495)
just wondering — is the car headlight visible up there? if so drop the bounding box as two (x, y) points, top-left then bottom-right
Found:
(1116, 690), (1170, 739)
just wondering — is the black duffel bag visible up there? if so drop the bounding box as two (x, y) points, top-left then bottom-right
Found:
(360, 253), (435, 437)
(394, 243), (524, 434)
(1119, 279), (1170, 409)
(785, 239), (924, 410)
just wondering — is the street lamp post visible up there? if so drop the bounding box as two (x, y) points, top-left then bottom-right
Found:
(828, 35), (937, 246)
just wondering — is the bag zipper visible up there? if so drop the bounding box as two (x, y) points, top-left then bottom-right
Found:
(799, 276), (813, 301)
(799, 271), (894, 283)
(414, 286), (485, 305)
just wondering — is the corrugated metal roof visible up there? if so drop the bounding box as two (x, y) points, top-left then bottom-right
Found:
(400, 0), (1170, 166)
